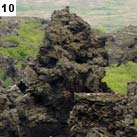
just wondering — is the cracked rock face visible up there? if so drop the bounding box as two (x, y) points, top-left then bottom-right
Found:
(69, 93), (137, 137)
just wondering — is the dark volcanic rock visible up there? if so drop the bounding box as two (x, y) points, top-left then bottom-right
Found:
(0, 7), (136, 137)
(38, 7), (108, 93)
(0, 85), (21, 137)
(127, 81), (137, 96)
(0, 7), (110, 137)
(16, 7), (109, 136)
(105, 26), (137, 65)
(69, 93), (137, 137)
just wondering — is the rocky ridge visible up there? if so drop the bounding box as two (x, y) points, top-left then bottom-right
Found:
(105, 25), (137, 65)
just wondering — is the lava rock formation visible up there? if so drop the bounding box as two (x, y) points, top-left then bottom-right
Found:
(105, 25), (137, 65)
(0, 7), (136, 137)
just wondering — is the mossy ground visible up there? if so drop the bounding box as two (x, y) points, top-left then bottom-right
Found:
(0, 19), (44, 87)
(102, 61), (137, 94)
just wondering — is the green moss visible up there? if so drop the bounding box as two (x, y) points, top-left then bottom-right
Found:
(0, 19), (44, 69)
(4, 77), (13, 88)
(4, 35), (20, 45)
(0, 69), (5, 79)
(102, 61), (137, 94)
(0, 19), (44, 87)
(134, 119), (137, 125)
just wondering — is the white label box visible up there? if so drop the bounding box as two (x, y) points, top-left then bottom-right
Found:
(0, 0), (16, 16)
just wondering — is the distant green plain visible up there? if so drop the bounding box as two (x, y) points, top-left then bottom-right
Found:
(17, 0), (137, 31)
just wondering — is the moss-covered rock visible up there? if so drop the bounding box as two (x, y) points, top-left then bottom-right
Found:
(0, 17), (47, 88)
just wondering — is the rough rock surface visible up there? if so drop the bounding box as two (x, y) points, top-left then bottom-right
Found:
(17, 7), (109, 136)
(0, 7), (110, 137)
(105, 26), (137, 65)
(0, 85), (21, 137)
(127, 81), (137, 96)
(69, 92), (137, 137)
(0, 7), (137, 137)
(38, 7), (109, 93)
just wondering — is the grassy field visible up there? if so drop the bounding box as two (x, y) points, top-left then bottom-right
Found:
(102, 62), (137, 94)
(17, 0), (137, 31)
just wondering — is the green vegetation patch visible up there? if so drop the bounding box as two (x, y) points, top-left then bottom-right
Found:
(0, 19), (44, 88)
(0, 69), (13, 88)
(4, 77), (13, 88)
(102, 61), (137, 94)
(134, 118), (137, 125)
(0, 19), (44, 68)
